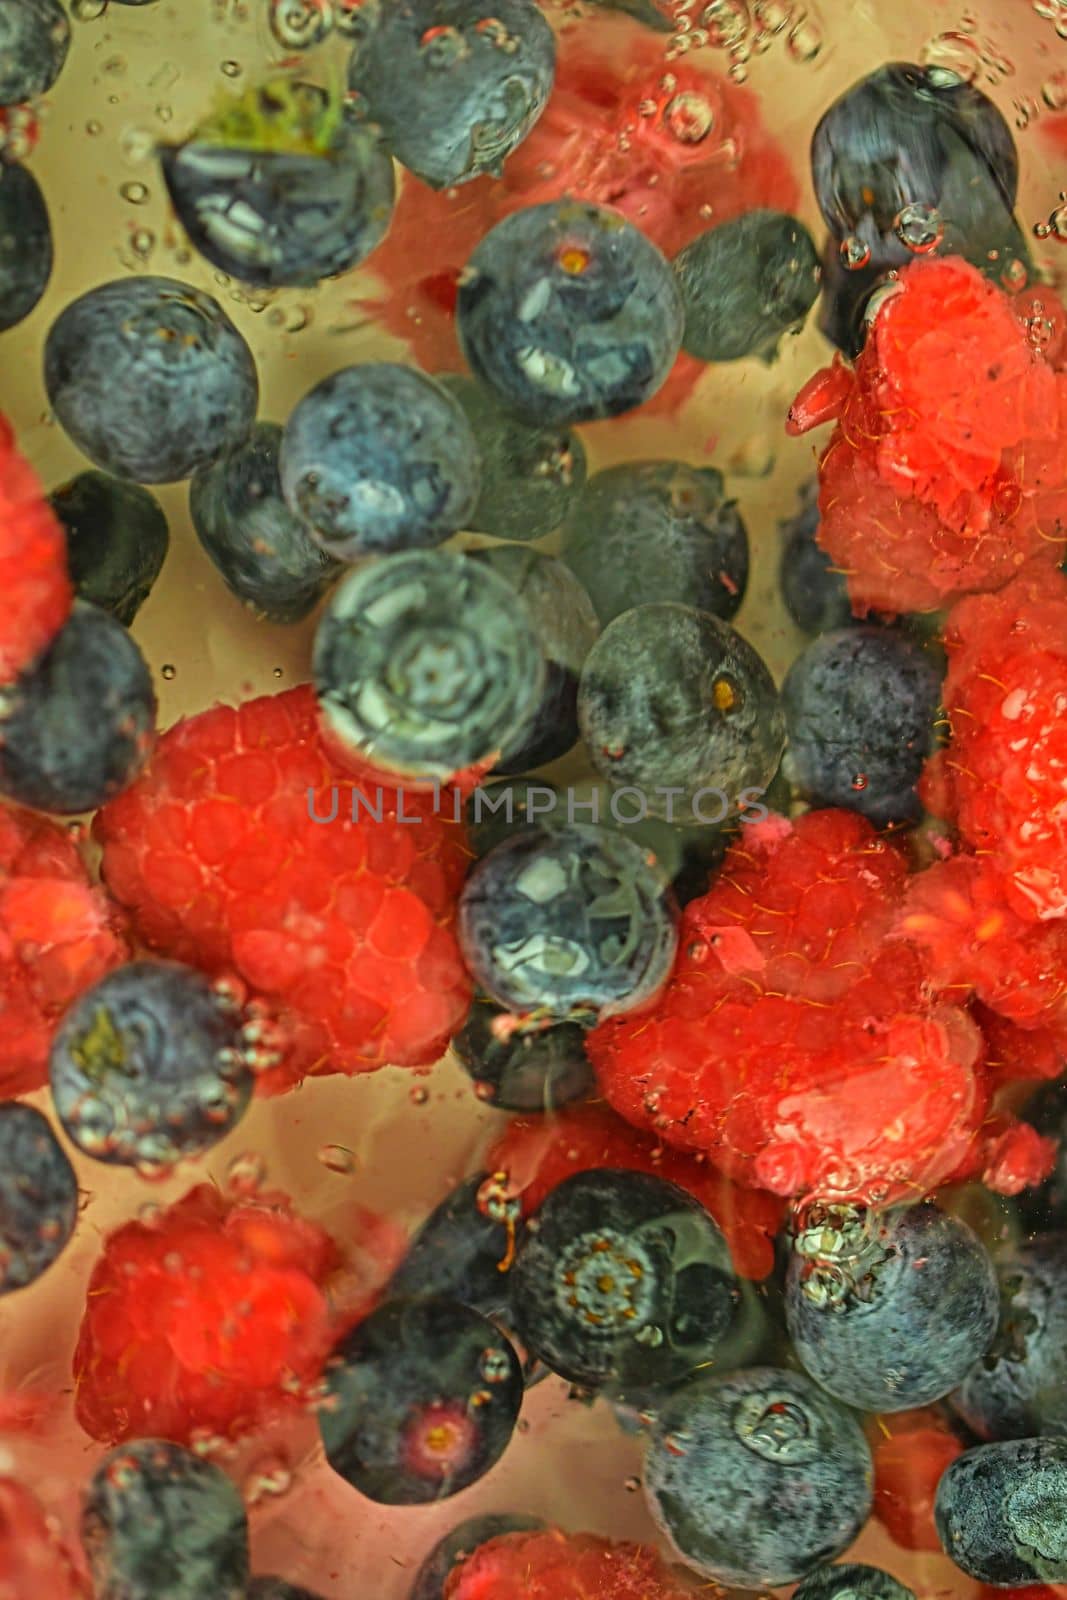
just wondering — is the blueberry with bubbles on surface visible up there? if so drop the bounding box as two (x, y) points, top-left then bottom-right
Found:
(49, 959), (254, 1172)
(438, 375), (587, 543)
(793, 1563), (917, 1600)
(935, 1437), (1067, 1585)
(313, 549), (545, 785)
(457, 823), (678, 1022)
(50, 471), (169, 627)
(410, 1514), (546, 1600)
(457, 200), (684, 426)
(0, 0), (69, 108)
(389, 1173), (519, 1321)
(577, 602), (785, 824)
(190, 422), (341, 621)
(0, 161), (51, 332)
(0, 602), (156, 814)
(782, 624), (944, 825)
(467, 544), (599, 774)
(951, 1234), (1067, 1442)
(778, 480), (854, 635)
(673, 210), (821, 364)
(280, 363), (481, 559)
(509, 1168), (738, 1394)
(0, 1102), (77, 1295)
(785, 1199), (999, 1413)
(160, 79), (396, 289)
(644, 1365), (873, 1589)
(246, 1581), (327, 1600)
(452, 997), (595, 1113)
(81, 1439), (249, 1600)
(319, 1296), (523, 1504)
(561, 460), (749, 627)
(346, 0), (556, 190)
(44, 277), (259, 484)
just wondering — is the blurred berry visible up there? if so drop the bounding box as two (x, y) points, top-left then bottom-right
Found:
(0, 1102), (76, 1294)
(674, 209), (820, 363)
(50, 471), (169, 627)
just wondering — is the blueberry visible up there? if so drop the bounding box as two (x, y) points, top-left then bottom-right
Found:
(49, 471), (169, 627)
(950, 1234), (1067, 1441)
(577, 603), (785, 823)
(313, 550), (545, 783)
(781, 624), (944, 825)
(560, 460), (749, 627)
(673, 210), (821, 363)
(0, 601), (156, 814)
(160, 80), (396, 289)
(438, 375), (587, 543)
(246, 1581), (326, 1600)
(0, 161), (51, 332)
(811, 62), (1032, 354)
(0, 0), (69, 107)
(1017, 1083), (1067, 1232)
(49, 959), (254, 1172)
(786, 1200), (998, 1413)
(457, 200), (684, 426)
(644, 1366), (873, 1588)
(190, 422), (340, 621)
(467, 545), (598, 773)
(793, 1563), (917, 1600)
(44, 276), (259, 484)
(346, 0), (556, 189)
(452, 998), (595, 1113)
(509, 1169), (738, 1394)
(457, 823), (678, 1021)
(0, 1103), (77, 1294)
(81, 1439), (250, 1600)
(280, 363), (481, 559)
(389, 1174), (518, 1320)
(319, 1296), (523, 1504)
(935, 1438), (1067, 1585)
(410, 1514), (545, 1600)
(778, 481), (854, 635)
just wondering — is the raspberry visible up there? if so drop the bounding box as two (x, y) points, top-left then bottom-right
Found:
(443, 1528), (703, 1600)
(73, 1183), (402, 1447)
(787, 257), (1067, 614)
(0, 802), (126, 1098)
(587, 809), (993, 1204)
(485, 1102), (784, 1280)
(358, 23), (797, 417)
(93, 684), (472, 1092)
(870, 1407), (964, 1553)
(0, 1477), (84, 1600)
(0, 414), (72, 687)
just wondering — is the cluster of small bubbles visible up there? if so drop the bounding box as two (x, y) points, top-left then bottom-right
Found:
(0, 107), (38, 161)
(698, 0), (749, 50)
(270, 0), (333, 48)
(226, 1151), (266, 1195)
(840, 235), (871, 270)
(119, 181), (150, 206)
(1035, 197), (1067, 243)
(317, 1143), (356, 1174)
(1013, 97), (1037, 132)
(895, 202), (945, 254)
(1034, 0), (1067, 37)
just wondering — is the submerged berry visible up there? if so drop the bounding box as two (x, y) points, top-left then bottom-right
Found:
(0, 1102), (77, 1294)
(0, 414), (72, 688)
(451, 997), (596, 1113)
(0, 160), (51, 333)
(793, 1564), (916, 1600)
(935, 1438), (1067, 1585)
(0, 0), (70, 108)
(777, 481), (853, 635)
(673, 209), (820, 363)
(411, 1514), (545, 1600)
(443, 1528), (703, 1600)
(389, 1172), (519, 1320)
(50, 471), (169, 627)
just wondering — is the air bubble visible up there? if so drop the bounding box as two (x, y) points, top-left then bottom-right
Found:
(624, 1474), (641, 1491)
(85, 119), (103, 136)
(786, 14), (822, 60)
(119, 182), (149, 206)
(318, 1144), (355, 1174)
(270, 0), (333, 48)
(894, 203), (944, 254)
(161, 663), (176, 680)
(752, 0), (792, 33)
(410, 1085), (430, 1105)
(1001, 258), (1029, 292)
(698, 0), (749, 49)
(420, 24), (468, 67)
(226, 1151), (265, 1195)
(840, 235), (871, 270)
(1047, 201), (1067, 243)
(130, 229), (155, 261)
(1042, 71), (1067, 110)
(851, 773), (868, 792)
(220, 60), (243, 78)
(921, 32), (982, 84)
(479, 1348), (512, 1384)
(72, 0), (107, 17)
(244, 1455), (292, 1504)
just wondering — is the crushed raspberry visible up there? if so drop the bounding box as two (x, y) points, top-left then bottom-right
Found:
(93, 685), (472, 1092)
(0, 1478), (85, 1600)
(870, 1407), (964, 1552)
(587, 809), (1001, 1205)
(359, 20), (797, 418)
(0, 803), (127, 1098)
(485, 1101), (784, 1280)
(0, 415), (72, 687)
(444, 1527), (703, 1600)
(787, 257), (1067, 614)
(73, 1183), (402, 1447)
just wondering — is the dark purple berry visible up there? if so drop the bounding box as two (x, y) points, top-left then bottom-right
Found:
(0, 1102), (77, 1294)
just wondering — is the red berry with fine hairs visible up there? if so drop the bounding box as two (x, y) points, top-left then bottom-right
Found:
(0, 415), (72, 687)
(444, 1528), (705, 1600)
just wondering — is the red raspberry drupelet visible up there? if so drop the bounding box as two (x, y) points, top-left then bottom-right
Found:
(444, 1527), (706, 1600)
(93, 685), (473, 1093)
(586, 809), (1042, 1204)
(0, 414), (72, 687)
(870, 1406), (965, 1554)
(0, 802), (126, 1098)
(786, 257), (1067, 614)
(485, 1101), (784, 1280)
(73, 1183), (402, 1447)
